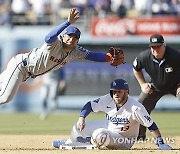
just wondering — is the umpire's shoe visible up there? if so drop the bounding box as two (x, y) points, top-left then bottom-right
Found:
(52, 140), (66, 148)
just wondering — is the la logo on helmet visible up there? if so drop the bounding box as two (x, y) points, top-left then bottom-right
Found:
(113, 81), (116, 86)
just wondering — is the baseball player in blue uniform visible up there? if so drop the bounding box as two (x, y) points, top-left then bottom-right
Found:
(0, 8), (124, 105)
(52, 79), (172, 150)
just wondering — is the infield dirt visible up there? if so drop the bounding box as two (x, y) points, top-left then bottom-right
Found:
(0, 135), (179, 154)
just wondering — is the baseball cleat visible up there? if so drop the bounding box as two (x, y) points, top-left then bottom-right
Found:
(52, 140), (66, 148)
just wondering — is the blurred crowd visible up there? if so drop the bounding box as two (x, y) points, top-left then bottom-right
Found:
(0, 0), (180, 26)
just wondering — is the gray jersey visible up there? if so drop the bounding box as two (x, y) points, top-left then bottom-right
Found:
(0, 36), (89, 105)
(24, 36), (89, 77)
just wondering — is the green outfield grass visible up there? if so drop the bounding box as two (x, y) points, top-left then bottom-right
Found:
(0, 111), (179, 136)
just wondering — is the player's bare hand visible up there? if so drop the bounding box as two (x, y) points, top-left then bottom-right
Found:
(68, 8), (80, 24)
(176, 84), (180, 95)
(77, 117), (85, 131)
(141, 83), (153, 94)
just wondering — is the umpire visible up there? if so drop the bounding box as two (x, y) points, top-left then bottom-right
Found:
(133, 34), (180, 140)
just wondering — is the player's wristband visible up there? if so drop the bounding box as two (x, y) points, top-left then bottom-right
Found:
(148, 122), (158, 132)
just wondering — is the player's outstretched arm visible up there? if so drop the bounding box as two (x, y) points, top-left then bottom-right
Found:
(148, 122), (173, 150)
(85, 47), (125, 67)
(134, 107), (172, 150)
(77, 101), (93, 131)
(45, 8), (79, 43)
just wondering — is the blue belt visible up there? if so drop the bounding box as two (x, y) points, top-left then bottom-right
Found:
(22, 59), (35, 78)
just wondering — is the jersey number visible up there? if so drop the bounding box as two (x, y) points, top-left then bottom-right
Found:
(121, 126), (129, 131)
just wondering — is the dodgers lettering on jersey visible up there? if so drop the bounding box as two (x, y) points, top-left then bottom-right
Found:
(90, 94), (154, 138)
(106, 114), (130, 125)
(23, 36), (89, 77)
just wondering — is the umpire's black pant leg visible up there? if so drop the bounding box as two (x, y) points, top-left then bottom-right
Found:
(137, 91), (165, 139)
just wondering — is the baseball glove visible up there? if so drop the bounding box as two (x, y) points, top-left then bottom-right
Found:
(108, 47), (125, 67)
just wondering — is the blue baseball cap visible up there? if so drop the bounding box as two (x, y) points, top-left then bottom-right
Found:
(65, 26), (81, 39)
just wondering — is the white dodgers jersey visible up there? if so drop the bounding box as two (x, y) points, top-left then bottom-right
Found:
(90, 94), (154, 138)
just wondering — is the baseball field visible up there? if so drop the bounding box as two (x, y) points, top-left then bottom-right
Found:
(0, 111), (179, 154)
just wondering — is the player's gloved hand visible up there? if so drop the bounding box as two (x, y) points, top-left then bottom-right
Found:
(107, 47), (125, 67)
(156, 136), (173, 150)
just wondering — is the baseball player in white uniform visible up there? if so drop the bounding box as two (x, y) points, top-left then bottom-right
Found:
(0, 8), (124, 105)
(53, 79), (172, 150)
(40, 68), (66, 120)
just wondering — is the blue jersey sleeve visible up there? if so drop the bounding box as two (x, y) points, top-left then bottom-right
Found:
(80, 101), (93, 118)
(85, 51), (106, 62)
(45, 20), (70, 43)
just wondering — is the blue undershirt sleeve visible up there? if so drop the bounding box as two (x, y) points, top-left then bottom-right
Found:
(148, 122), (158, 132)
(80, 101), (93, 118)
(45, 20), (70, 43)
(85, 52), (107, 62)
